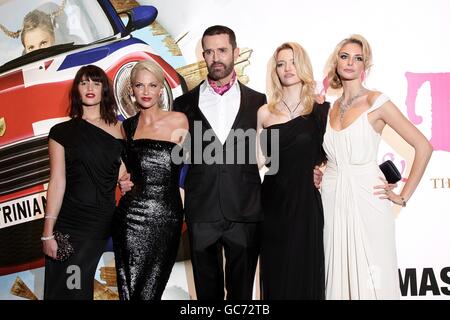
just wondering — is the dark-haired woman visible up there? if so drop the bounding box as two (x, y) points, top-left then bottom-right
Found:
(42, 65), (125, 300)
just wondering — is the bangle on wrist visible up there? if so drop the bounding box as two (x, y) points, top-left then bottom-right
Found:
(44, 214), (57, 220)
(41, 234), (55, 241)
(400, 196), (406, 207)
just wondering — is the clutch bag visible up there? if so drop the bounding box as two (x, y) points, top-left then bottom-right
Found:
(53, 230), (74, 262)
(379, 160), (401, 184)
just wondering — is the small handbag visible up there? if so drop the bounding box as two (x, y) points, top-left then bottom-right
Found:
(379, 160), (402, 184)
(53, 230), (74, 262)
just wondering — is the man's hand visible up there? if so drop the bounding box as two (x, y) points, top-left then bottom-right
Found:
(118, 172), (134, 195)
(313, 165), (323, 189)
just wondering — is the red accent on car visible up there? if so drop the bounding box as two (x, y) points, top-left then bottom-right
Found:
(0, 70), (24, 92)
(0, 80), (71, 145)
(0, 184), (45, 203)
(44, 60), (53, 70)
(0, 258), (44, 276)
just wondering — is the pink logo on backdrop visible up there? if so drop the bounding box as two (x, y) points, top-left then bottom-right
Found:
(405, 72), (450, 152)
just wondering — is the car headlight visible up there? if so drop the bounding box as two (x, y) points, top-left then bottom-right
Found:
(113, 61), (174, 119)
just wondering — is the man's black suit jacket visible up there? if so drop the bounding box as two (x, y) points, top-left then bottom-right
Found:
(173, 81), (267, 223)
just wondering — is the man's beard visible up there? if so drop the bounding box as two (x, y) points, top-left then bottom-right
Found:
(207, 61), (234, 82)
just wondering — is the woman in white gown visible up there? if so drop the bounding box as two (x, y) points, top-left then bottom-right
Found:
(321, 34), (433, 299)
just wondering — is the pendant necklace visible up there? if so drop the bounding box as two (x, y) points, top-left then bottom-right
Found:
(281, 100), (302, 119)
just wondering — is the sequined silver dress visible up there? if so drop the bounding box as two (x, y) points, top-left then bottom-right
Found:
(113, 114), (183, 300)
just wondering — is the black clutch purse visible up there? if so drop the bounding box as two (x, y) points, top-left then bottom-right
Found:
(379, 160), (402, 184)
(53, 230), (74, 262)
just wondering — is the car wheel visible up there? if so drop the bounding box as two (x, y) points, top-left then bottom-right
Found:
(114, 61), (174, 119)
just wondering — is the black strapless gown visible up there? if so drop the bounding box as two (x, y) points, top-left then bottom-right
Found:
(113, 114), (183, 300)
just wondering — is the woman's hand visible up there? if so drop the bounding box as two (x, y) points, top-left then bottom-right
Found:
(118, 172), (134, 195)
(43, 239), (58, 259)
(314, 94), (326, 104)
(373, 177), (403, 205)
(314, 165), (323, 189)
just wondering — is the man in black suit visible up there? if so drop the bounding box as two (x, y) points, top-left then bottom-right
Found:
(173, 25), (266, 300)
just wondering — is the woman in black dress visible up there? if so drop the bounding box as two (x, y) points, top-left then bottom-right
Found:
(42, 65), (125, 300)
(257, 42), (329, 299)
(113, 60), (188, 300)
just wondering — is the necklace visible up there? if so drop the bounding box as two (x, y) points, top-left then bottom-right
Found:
(281, 100), (302, 119)
(338, 88), (366, 121)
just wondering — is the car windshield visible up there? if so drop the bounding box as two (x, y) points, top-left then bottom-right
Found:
(0, 0), (115, 66)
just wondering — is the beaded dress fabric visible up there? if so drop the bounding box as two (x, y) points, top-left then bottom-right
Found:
(113, 114), (183, 300)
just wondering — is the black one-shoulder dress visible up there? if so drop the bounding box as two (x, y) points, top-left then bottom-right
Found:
(44, 118), (123, 300)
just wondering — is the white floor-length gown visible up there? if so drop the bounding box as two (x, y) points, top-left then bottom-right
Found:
(321, 93), (401, 300)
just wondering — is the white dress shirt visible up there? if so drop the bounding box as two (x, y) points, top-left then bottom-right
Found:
(199, 80), (241, 144)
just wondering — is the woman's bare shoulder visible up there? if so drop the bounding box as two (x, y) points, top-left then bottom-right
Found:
(367, 90), (383, 105)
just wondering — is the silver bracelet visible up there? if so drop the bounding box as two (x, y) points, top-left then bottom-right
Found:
(40, 234), (55, 241)
(44, 215), (57, 220)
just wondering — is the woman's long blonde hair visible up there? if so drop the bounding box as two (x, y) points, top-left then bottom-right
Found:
(267, 42), (315, 115)
(325, 34), (372, 89)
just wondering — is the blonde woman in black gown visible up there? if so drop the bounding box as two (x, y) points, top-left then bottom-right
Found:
(42, 65), (125, 300)
(113, 60), (188, 300)
(257, 42), (329, 299)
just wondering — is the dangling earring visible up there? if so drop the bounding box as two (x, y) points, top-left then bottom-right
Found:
(158, 90), (164, 109)
(320, 76), (329, 96)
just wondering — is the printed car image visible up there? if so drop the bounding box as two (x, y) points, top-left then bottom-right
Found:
(0, 0), (186, 276)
